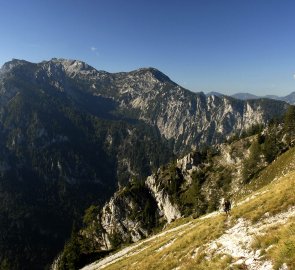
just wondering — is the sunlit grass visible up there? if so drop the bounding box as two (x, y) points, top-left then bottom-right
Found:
(94, 148), (295, 270)
(102, 214), (228, 270)
(252, 218), (295, 270)
(236, 146), (295, 200)
(232, 171), (295, 223)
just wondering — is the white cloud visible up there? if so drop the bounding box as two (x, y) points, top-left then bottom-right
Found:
(90, 46), (100, 57)
(293, 73), (295, 80)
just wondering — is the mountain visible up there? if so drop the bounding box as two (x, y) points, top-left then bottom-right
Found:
(1, 58), (288, 152)
(231, 92), (260, 100)
(0, 59), (174, 269)
(265, 94), (281, 100)
(0, 58), (290, 269)
(3, 59), (289, 149)
(206, 91), (223, 97)
(231, 91), (295, 105)
(55, 116), (295, 269)
(80, 143), (295, 270)
(281, 92), (295, 104)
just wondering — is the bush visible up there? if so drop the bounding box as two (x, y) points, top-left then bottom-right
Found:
(242, 140), (262, 183)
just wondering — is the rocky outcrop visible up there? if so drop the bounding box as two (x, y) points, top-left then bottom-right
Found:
(91, 153), (200, 250)
(98, 193), (149, 250)
(1, 58), (287, 153)
(89, 155), (196, 250)
(146, 175), (181, 223)
(108, 69), (287, 151)
(83, 183), (160, 250)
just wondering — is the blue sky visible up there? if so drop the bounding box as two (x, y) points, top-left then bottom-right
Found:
(0, 0), (295, 96)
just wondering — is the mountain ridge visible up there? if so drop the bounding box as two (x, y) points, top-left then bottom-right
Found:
(0, 58), (292, 269)
(208, 91), (295, 105)
(1, 58), (289, 153)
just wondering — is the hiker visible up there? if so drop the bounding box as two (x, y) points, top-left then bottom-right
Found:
(223, 199), (231, 215)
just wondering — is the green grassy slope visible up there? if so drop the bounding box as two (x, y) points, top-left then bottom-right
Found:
(82, 147), (295, 270)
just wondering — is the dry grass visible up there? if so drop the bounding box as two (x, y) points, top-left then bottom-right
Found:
(252, 218), (295, 270)
(90, 148), (295, 270)
(232, 171), (295, 223)
(102, 214), (227, 270)
(236, 146), (295, 200)
(163, 216), (192, 231)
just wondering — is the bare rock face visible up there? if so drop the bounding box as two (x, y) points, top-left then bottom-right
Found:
(87, 183), (159, 250)
(1, 58), (285, 153)
(92, 153), (198, 250)
(146, 175), (181, 223)
(6, 57), (283, 155)
(99, 193), (149, 250)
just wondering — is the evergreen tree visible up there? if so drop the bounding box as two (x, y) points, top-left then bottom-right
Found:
(143, 200), (154, 229)
(263, 135), (278, 163)
(242, 140), (261, 183)
(58, 233), (81, 270)
(83, 205), (99, 226)
(284, 105), (295, 145)
(0, 258), (12, 270)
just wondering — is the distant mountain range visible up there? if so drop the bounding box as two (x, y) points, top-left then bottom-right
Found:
(207, 91), (295, 105)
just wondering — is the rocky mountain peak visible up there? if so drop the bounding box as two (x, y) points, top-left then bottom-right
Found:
(131, 67), (174, 84)
(0, 59), (34, 74)
(42, 58), (97, 78)
(0, 58), (101, 82)
(0, 58), (289, 152)
(50, 58), (92, 70)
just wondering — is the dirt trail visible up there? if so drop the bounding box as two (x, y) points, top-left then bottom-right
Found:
(81, 220), (194, 270)
(206, 206), (295, 270)
(81, 187), (294, 270)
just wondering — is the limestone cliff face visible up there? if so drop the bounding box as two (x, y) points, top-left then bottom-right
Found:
(2, 59), (286, 153)
(84, 182), (160, 250)
(107, 70), (285, 152)
(146, 175), (181, 223)
(91, 153), (198, 250)
(99, 193), (149, 249)
(111, 69), (286, 152)
(91, 177), (181, 250)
